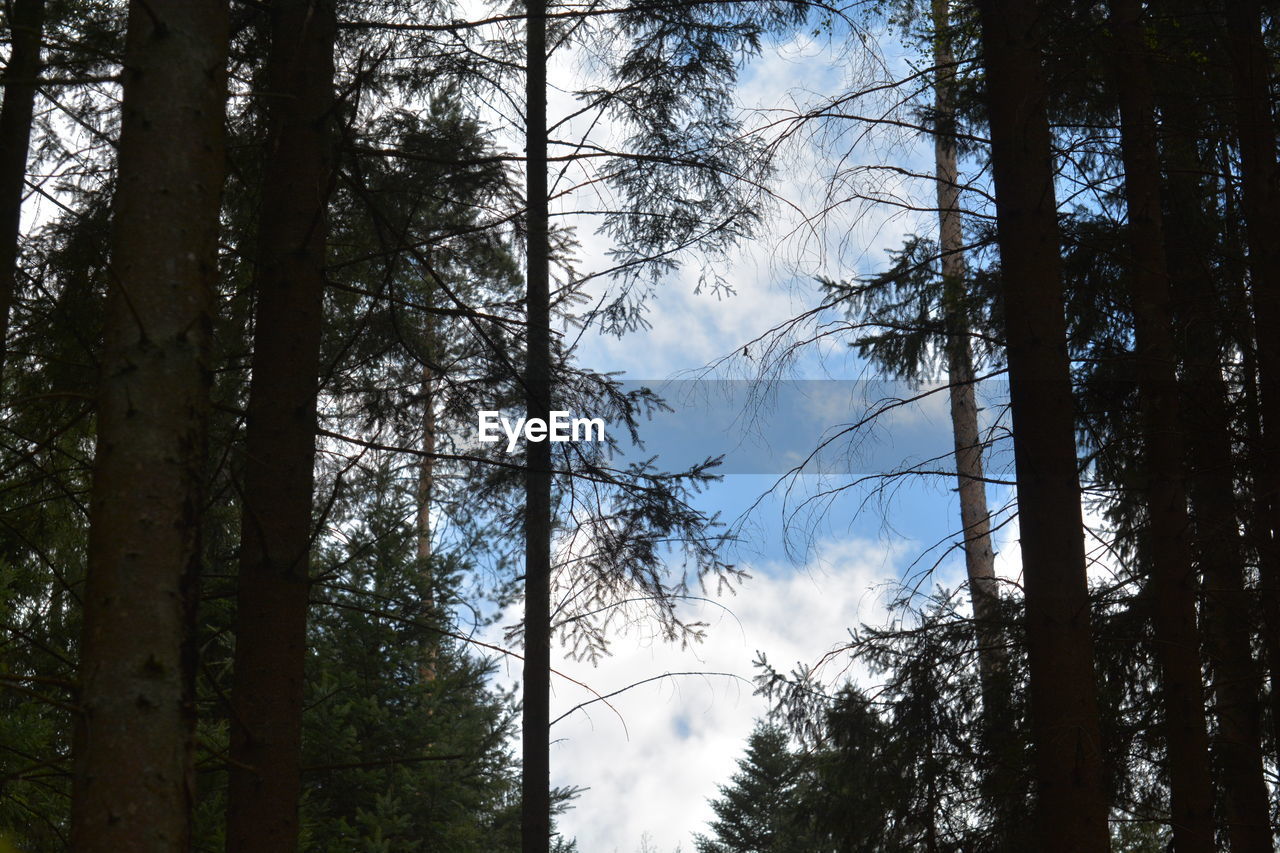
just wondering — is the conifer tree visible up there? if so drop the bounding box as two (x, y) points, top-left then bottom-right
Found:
(973, 0), (1109, 846)
(1222, 2), (1280, 799)
(693, 724), (814, 853)
(1151, 4), (1273, 844)
(1102, 0), (1213, 846)
(521, 1), (553, 850)
(927, 0), (1003, 706)
(0, 0), (46, 381)
(225, 1), (337, 849)
(71, 0), (228, 848)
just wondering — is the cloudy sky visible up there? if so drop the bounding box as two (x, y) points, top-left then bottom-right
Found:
(467, 17), (1036, 852)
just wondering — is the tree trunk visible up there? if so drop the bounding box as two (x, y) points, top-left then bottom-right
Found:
(973, 1), (1111, 849)
(0, 0), (47, 382)
(1222, 0), (1280, 786)
(1104, 1), (1214, 848)
(930, 5), (1018, 832)
(417, 359), (438, 682)
(417, 361), (436, 566)
(522, 0), (553, 850)
(930, 0), (1004, 710)
(1157, 52), (1273, 852)
(225, 1), (336, 850)
(70, 1), (227, 849)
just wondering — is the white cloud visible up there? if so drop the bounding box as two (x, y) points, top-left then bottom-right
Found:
(485, 536), (905, 852)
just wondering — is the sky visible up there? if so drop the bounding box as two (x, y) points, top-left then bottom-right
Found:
(476, 17), (1027, 852)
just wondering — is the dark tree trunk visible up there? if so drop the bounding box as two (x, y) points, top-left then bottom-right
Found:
(70, 1), (227, 849)
(1105, 1), (1214, 847)
(225, 1), (336, 850)
(0, 0), (47, 382)
(522, 0), (552, 851)
(1222, 0), (1280, 784)
(1157, 54), (1273, 853)
(973, 1), (1110, 848)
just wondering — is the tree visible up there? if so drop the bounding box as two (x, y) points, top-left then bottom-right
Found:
(70, 0), (228, 848)
(821, 0), (1014, 823)
(224, 1), (337, 849)
(510, 4), (805, 850)
(1102, 0), (1213, 847)
(972, 0), (1110, 846)
(828, 0), (1007, 710)
(0, 0), (46, 382)
(1149, 4), (1273, 845)
(1222, 0), (1280, 802)
(521, 1), (554, 851)
(693, 723), (815, 853)
(927, 0), (1004, 708)
(13, 0), (1280, 848)
(301, 454), (528, 853)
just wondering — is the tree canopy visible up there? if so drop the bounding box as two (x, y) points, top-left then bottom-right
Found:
(3, 0), (1280, 851)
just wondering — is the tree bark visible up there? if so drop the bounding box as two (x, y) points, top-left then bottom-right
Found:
(417, 359), (438, 682)
(70, 1), (227, 849)
(225, 1), (336, 850)
(973, 1), (1111, 848)
(930, 6), (1019, 830)
(930, 0), (1004, 710)
(1157, 48), (1273, 852)
(0, 0), (47, 382)
(522, 0), (552, 851)
(1105, 1), (1214, 848)
(1222, 0), (1280, 787)
(417, 361), (436, 566)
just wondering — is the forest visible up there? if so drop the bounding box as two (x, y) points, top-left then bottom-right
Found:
(2, 0), (1279, 850)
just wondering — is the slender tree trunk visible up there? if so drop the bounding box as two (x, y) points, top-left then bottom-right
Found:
(522, 1), (552, 850)
(1158, 62), (1273, 853)
(417, 359), (438, 682)
(930, 5), (1017, 833)
(930, 0), (1004, 705)
(417, 362), (436, 565)
(522, 1), (552, 852)
(1222, 0), (1280, 782)
(973, 1), (1110, 848)
(70, 1), (227, 849)
(943, 306), (1001, 673)
(1105, 1), (1214, 848)
(226, 1), (336, 850)
(0, 0), (46, 382)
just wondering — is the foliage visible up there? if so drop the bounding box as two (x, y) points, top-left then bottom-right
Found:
(693, 723), (817, 853)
